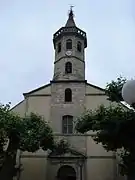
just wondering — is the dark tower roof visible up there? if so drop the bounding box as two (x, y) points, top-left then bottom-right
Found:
(65, 8), (76, 27)
(53, 8), (87, 49)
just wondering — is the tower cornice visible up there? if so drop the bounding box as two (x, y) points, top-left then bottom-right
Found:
(53, 26), (87, 49)
(50, 80), (87, 84)
(54, 55), (85, 64)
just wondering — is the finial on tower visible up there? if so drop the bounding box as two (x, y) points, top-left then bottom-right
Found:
(69, 5), (74, 17)
(65, 5), (76, 27)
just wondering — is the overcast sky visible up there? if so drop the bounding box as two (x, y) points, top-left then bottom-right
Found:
(0, 0), (135, 107)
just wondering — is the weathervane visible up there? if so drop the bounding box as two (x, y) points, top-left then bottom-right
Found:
(70, 5), (74, 11)
(68, 4), (75, 17)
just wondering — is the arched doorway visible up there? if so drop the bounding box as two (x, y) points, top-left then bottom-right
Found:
(57, 165), (76, 180)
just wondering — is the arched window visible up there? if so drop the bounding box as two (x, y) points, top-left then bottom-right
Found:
(77, 41), (82, 52)
(57, 42), (61, 53)
(65, 62), (72, 74)
(66, 39), (72, 50)
(62, 115), (73, 134)
(65, 88), (72, 102)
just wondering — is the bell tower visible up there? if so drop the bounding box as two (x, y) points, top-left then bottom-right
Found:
(50, 8), (87, 134)
(53, 7), (87, 81)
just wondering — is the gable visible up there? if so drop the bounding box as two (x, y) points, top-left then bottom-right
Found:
(23, 82), (104, 97)
(85, 82), (112, 109)
(23, 83), (51, 96)
(11, 100), (26, 117)
(86, 83), (105, 95)
(48, 148), (86, 159)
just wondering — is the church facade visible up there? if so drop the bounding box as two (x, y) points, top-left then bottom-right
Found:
(12, 9), (120, 180)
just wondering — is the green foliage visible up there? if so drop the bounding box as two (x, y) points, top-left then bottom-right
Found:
(119, 150), (135, 176)
(51, 139), (69, 155)
(0, 104), (55, 153)
(76, 105), (135, 151)
(0, 102), (70, 154)
(19, 113), (54, 152)
(0, 103), (21, 151)
(105, 76), (126, 102)
(0, 103), (69, 179)
(76, 76), (135, 176)
(76, 104), (135, 175)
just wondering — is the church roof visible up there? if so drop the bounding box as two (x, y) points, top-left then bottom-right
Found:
(23, 83), (51, 96)
(23, 81), (105, 97)
(65, 8), (76, 27)
(86, 82), (105, 92)
(11, 81), (129, 111)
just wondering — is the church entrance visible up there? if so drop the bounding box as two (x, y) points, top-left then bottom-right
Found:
(57, 165), (76, 180)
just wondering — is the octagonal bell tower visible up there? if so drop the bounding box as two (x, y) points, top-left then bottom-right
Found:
(50, 8), (87, 134)
(53, 8), (87, 81)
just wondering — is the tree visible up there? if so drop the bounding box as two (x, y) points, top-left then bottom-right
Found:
(76, 76), (135, 179)
(0, 103), (68, 180)
(105, 76), (126, 102)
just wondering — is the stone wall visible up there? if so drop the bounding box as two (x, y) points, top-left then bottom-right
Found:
(53, 57), (85, 81)
(50, 82), (86, 133)
(53, 35), (85, 81)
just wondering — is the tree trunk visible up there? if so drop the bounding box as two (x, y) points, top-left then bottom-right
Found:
(0, 151), (17, 180)
(0, 133), (19, 180)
